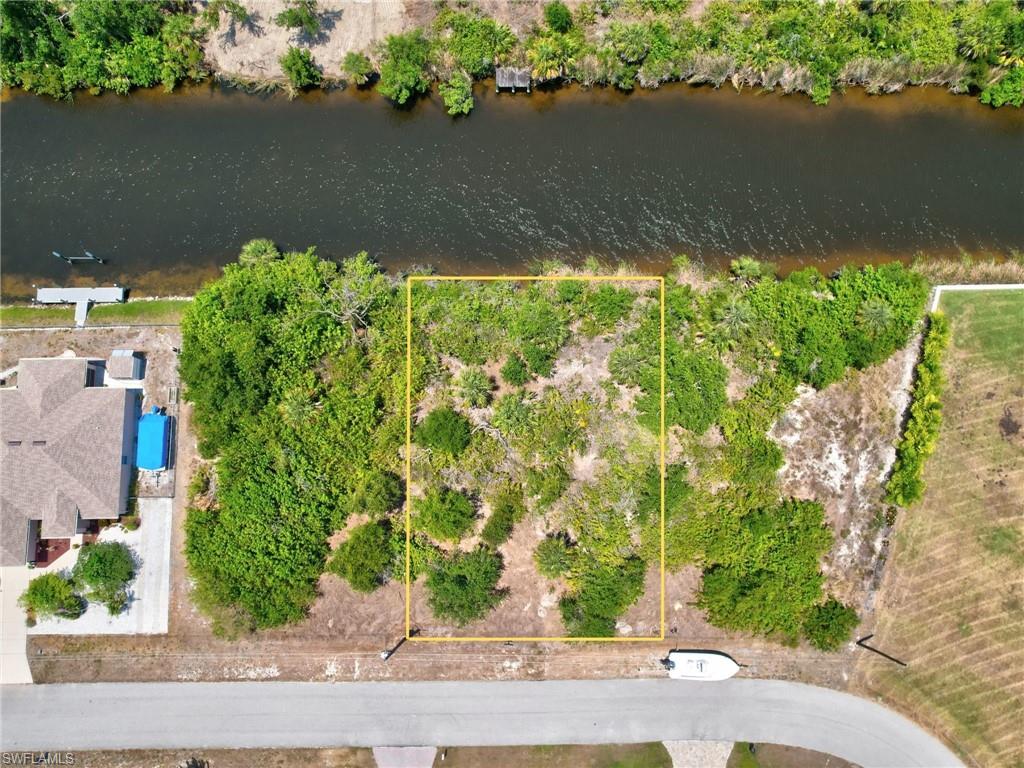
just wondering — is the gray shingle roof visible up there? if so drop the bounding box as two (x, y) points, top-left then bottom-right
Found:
(0, 357), (135, 565)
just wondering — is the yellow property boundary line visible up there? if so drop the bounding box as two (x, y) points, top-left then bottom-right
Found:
(405, 274), (666, 642)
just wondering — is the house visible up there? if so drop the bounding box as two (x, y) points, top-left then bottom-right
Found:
(0, 357), (138, 566)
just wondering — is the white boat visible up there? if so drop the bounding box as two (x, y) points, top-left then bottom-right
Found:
(663, 651), (740, 681)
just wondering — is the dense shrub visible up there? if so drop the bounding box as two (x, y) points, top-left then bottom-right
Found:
(346, 469), (403, 520)
(329, 521), (392, 593)
(426, 548), (505, 625)
(980, 66), (1024, 108)
(377, 30), (431, 104)
(535, 535), (573, 578)
(181, 250), (406, 629)
(480, 488), (525, 548)
(664, 343), (728, 433)
(274, 0), (320, 37)
(439, 71), (474, 115)
(73, 541), (135, 615)
(280, 46), (321, 89)
(523, 342), (555, 377)
(560, 557), (646, 637)
(415, 407), (471, 456)
(434, 8), (515, 78)
(886, 313), (950, 506)
(803, 597), (859, 651)
(415, 487), (476, 543)
(525, 463), (572, 511)
(0, 0), (206, 98)
(342, 51), (373, 86)
(544, 1), (574, 33)
(19, 572), (83, 620)
(583, 285), (635, 333)
(697, 500), (833, 644)
(500, 354), (530, 386)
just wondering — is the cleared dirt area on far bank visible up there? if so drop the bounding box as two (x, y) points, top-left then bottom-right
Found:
(853, 289), (1024, 768)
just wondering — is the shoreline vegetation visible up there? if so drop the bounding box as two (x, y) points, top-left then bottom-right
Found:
(2, 253), (1022, 329)
(1, 1), (1022, 112)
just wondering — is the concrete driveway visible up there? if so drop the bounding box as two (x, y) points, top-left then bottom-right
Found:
(0, 566), (32, 684)
(0, 679), (962, 767)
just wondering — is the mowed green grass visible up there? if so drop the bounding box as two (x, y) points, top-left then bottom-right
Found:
(0, 299), (189, 328)
(856, 289), (1024, 768)
(434, 743), (672, 768)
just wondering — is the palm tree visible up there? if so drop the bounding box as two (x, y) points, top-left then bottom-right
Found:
(714, 295), (754, 347)
(858, 296), (894, 338)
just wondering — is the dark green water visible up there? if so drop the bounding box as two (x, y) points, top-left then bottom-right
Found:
(2, 82), (1022, 296)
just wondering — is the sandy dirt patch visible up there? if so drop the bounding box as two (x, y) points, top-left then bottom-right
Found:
(203, 0), (413, 81)
(769, 341), (919, 610)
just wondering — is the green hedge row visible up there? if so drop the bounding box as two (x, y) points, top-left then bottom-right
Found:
(886, 312), (951, 507)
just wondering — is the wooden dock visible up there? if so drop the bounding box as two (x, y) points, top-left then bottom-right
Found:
(35, 286), (126, 328)
(496, 67), (531, 93)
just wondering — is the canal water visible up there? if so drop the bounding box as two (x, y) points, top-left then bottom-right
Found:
(2, 83), (1022, 297)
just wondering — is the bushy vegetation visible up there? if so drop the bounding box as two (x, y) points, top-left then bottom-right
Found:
(803, 596), (859, 651)
(500, 354), (530, 386)
(425, 548), (505, 625)
(342, 51), (373, 86)
(886, 313), (951, 506)
(415, 407), (471, 456)
(72, 541), (135, 615)
(280, 46), (321, 90)
(179, 255), (928, 644)
(439, 71), (474, 115)
(5, 0), (1021, 108)
(415, 486), (476, 543)
(480, 488), (525, 548)
(535, 535), (573, 578)
(377, 30), (431, 105)
(328, 521), (392, 593)
(181, 248), (411, 630)
(274, 0), (320, 38)
(19, 572), (83, 621)
(0, 0), (206, 98)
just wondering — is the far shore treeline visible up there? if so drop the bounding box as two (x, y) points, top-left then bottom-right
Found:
(1, 0), (1022, 112)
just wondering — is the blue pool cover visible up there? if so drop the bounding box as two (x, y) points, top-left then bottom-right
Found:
(136, 406), (169, 470)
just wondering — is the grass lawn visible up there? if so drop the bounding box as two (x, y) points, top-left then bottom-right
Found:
(855, 289), (1024, 768)
(434, 744), (671, 768)
(1, 299), (190, 328)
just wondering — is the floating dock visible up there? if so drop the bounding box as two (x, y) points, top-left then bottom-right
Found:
(35, 286), (126, 328)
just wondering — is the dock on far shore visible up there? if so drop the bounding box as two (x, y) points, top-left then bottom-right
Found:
(35, 286), (126, 328)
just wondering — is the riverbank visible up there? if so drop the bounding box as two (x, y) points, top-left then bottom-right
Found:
(4, 81), (1022, 300)
(4, 1), (1021, 111)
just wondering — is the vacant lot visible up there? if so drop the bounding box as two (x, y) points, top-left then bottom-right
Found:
(854, 289), (1024, 768)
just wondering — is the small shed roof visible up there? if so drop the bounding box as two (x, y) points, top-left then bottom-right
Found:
(108, 350), (142, 380)
(136, 406), (169, 471)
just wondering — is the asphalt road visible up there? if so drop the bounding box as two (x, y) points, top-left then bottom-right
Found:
(0, 679), (962, 767)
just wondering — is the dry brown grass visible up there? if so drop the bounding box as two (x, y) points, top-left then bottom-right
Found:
(853, 289), (1024, 768)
